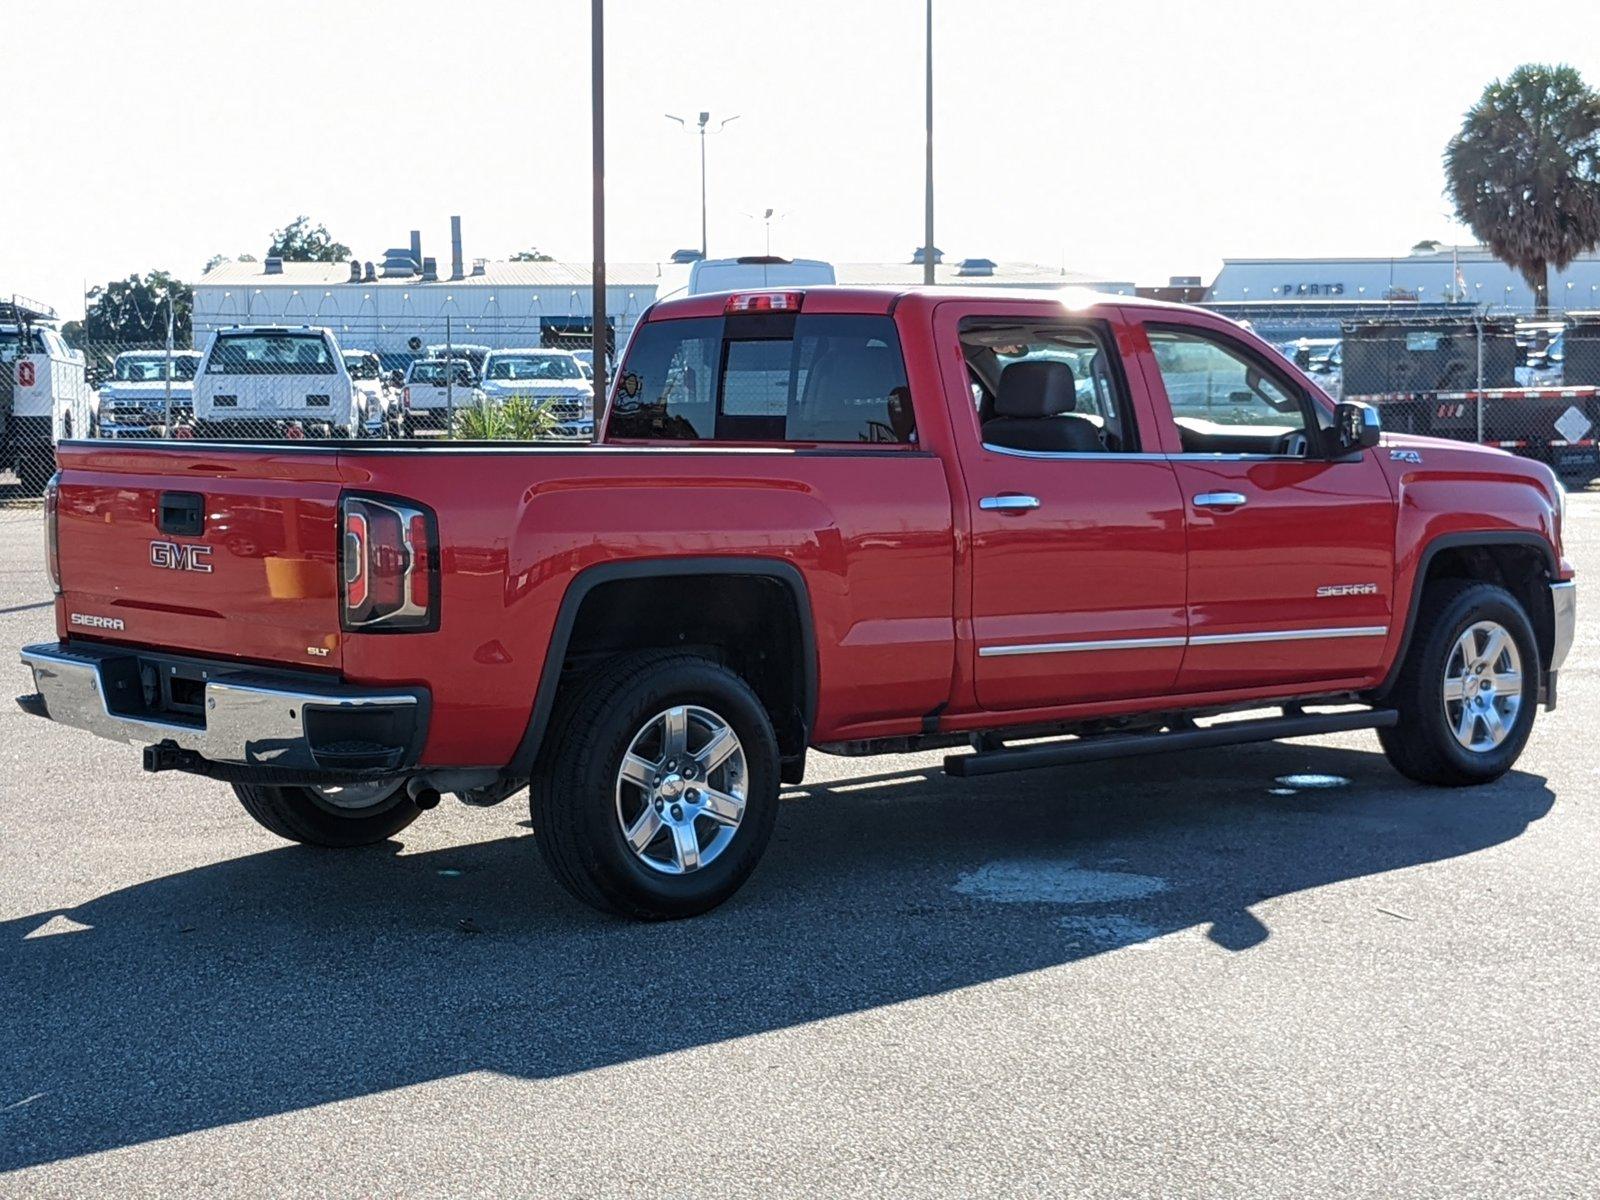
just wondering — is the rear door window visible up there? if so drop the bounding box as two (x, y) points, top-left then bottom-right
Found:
(609, 314), (914, 443)
(207, 333), (337, 375)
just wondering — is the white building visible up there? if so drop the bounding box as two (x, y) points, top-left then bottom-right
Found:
(192, 234), (1133, 368)
(1209, 244), (1600, 311)
(192, 258), (663, 364)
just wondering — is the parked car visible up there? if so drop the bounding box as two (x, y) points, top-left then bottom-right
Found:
(343, 349), (402, 438)
(0, 300), (92, 492)
(22, 286), (1575, 922)
(478, 347), (594, 439)
(96, 350), (202, 438)
(402, 357), (481, 431)
(192, 325), (357, 438)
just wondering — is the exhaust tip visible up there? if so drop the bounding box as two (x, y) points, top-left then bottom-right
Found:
(406, 778), (442, 810)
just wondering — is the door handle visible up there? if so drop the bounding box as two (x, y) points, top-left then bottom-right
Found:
(980, 494), (1041, 513)
(1192, 491), (1248, 510)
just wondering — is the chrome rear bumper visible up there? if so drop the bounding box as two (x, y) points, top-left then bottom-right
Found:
(19, 641), (426, 774)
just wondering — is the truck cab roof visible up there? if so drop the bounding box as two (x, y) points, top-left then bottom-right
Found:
(643, 284), (1192, 323)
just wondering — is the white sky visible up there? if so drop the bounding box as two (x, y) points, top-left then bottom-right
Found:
(6, 0), (1600, 317)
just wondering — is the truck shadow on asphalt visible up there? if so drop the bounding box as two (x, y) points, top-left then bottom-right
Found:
(0, 741), (1554, 1170)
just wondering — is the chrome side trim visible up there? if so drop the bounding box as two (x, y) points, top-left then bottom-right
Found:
(1549, 580), (1576, 673)
(978, 635), (1187, 658)
(1187, 626), (1388, 647)
(19, 642), (424, 771)
(980, 626), (1389, 658)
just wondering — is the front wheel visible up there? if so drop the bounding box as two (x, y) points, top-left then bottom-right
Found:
(530, 651), (781, 919)
(1378, 580), (1540, 786)
(233, 779), (422, 846)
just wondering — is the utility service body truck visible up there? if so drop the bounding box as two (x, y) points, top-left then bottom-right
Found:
(21, 287), (1576, 918)
(1, 297), (92, 492)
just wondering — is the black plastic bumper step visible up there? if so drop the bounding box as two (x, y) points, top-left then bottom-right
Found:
(944, 708), (1398, 778)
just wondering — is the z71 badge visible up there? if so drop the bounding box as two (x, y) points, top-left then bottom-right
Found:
(1389, 449), (1423, 464)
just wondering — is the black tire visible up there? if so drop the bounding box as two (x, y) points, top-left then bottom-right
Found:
(530, 650), (781, 920)
(232, 779), (422, 847)
(1378, 580), (1540, 786)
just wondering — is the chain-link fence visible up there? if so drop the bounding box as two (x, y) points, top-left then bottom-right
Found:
(1261, 306), (1600, 481)
(1, 313), (613, 500)
(10, 299), (1600, 501)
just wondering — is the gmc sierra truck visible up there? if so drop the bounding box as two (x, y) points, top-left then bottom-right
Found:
(19, 287), (1577, 919)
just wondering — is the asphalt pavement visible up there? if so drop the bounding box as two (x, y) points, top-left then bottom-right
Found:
(1, 495), (1597, 1198)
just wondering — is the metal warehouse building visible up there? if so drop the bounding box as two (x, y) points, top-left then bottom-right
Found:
(191, 259), (663, 364)
(191, 228), (1133, 366)
(1210, 245), (1600, 310)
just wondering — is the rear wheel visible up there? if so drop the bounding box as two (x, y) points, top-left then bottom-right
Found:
(232, 778), (422, 846)
(530, 651), (781, 919)
(1379, 580), (1540, 786)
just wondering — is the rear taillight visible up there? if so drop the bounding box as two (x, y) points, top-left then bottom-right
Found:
(725, 290), (804, 313)
(44, 474), (60, 594)
(340, 495), (438, 632)
(402, 385), (412, 409)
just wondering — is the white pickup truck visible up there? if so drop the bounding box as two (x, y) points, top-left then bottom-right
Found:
(0, 301), (92, 492)
(343, 349), (402, 438)
(478, 347), (595, 440)
(192, 325), (357, 438)
(402, 357), (481, 431)
(95, 349), (202, 438)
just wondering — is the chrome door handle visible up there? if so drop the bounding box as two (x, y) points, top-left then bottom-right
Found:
(1193, 491), (1248, 509)
(980, 494), (1041, 512)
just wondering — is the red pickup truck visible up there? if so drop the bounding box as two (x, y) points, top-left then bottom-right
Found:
(20, 287), (1576, 918)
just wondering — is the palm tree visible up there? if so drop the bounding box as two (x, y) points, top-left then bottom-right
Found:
(1446, 64), (1600, 314)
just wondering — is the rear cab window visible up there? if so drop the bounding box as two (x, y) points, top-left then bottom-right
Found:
(607, 312), (915, 444)
(207, 332), (338, 375)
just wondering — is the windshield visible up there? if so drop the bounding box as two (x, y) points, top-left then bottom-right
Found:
(409, 362), (474, 386)
(343, 354), (381, 380)
(113, 355), (198, 382)
(0, 329), (45, 363)
(485, 354), (582, 382)
(207, 333), (337, 375)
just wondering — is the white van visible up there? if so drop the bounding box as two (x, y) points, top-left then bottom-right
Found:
(1, 303), (92, 492)
(193, 325), (357, 438)
(687, 256), (836, 296)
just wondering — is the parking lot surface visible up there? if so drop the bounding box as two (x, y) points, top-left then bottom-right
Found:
(2, 496), (1598, 1198)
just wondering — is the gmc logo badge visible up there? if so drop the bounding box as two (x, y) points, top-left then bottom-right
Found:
(150, 540), (213, 573)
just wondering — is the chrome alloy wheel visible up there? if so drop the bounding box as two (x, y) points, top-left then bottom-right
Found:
(1443, 620), (1524, 753)
(615, 705), (747, 875)
(309, 780), (402, 812)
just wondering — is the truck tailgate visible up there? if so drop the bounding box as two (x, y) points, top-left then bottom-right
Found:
(54, 444), (344, 670)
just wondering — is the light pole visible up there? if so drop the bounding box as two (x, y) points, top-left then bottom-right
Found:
(592, 0), (606, 404)
(923, 0), (935, 286)
(666, 111), (739, 260)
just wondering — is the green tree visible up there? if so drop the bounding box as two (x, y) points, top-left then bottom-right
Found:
(267, 216), (352, 262)
(83, 271), (192, 345)
(1446, 64), (1600, 313)
(202, 252), (256, 274)
(510, 247), (556, 262)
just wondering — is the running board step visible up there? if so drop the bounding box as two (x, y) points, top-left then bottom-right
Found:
(943, 709), (1399, 779)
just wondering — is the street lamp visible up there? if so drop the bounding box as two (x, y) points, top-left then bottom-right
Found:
(666, 111), (740, 260)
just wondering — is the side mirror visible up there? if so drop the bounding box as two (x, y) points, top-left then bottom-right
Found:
(1335, 400), (1381, 452)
